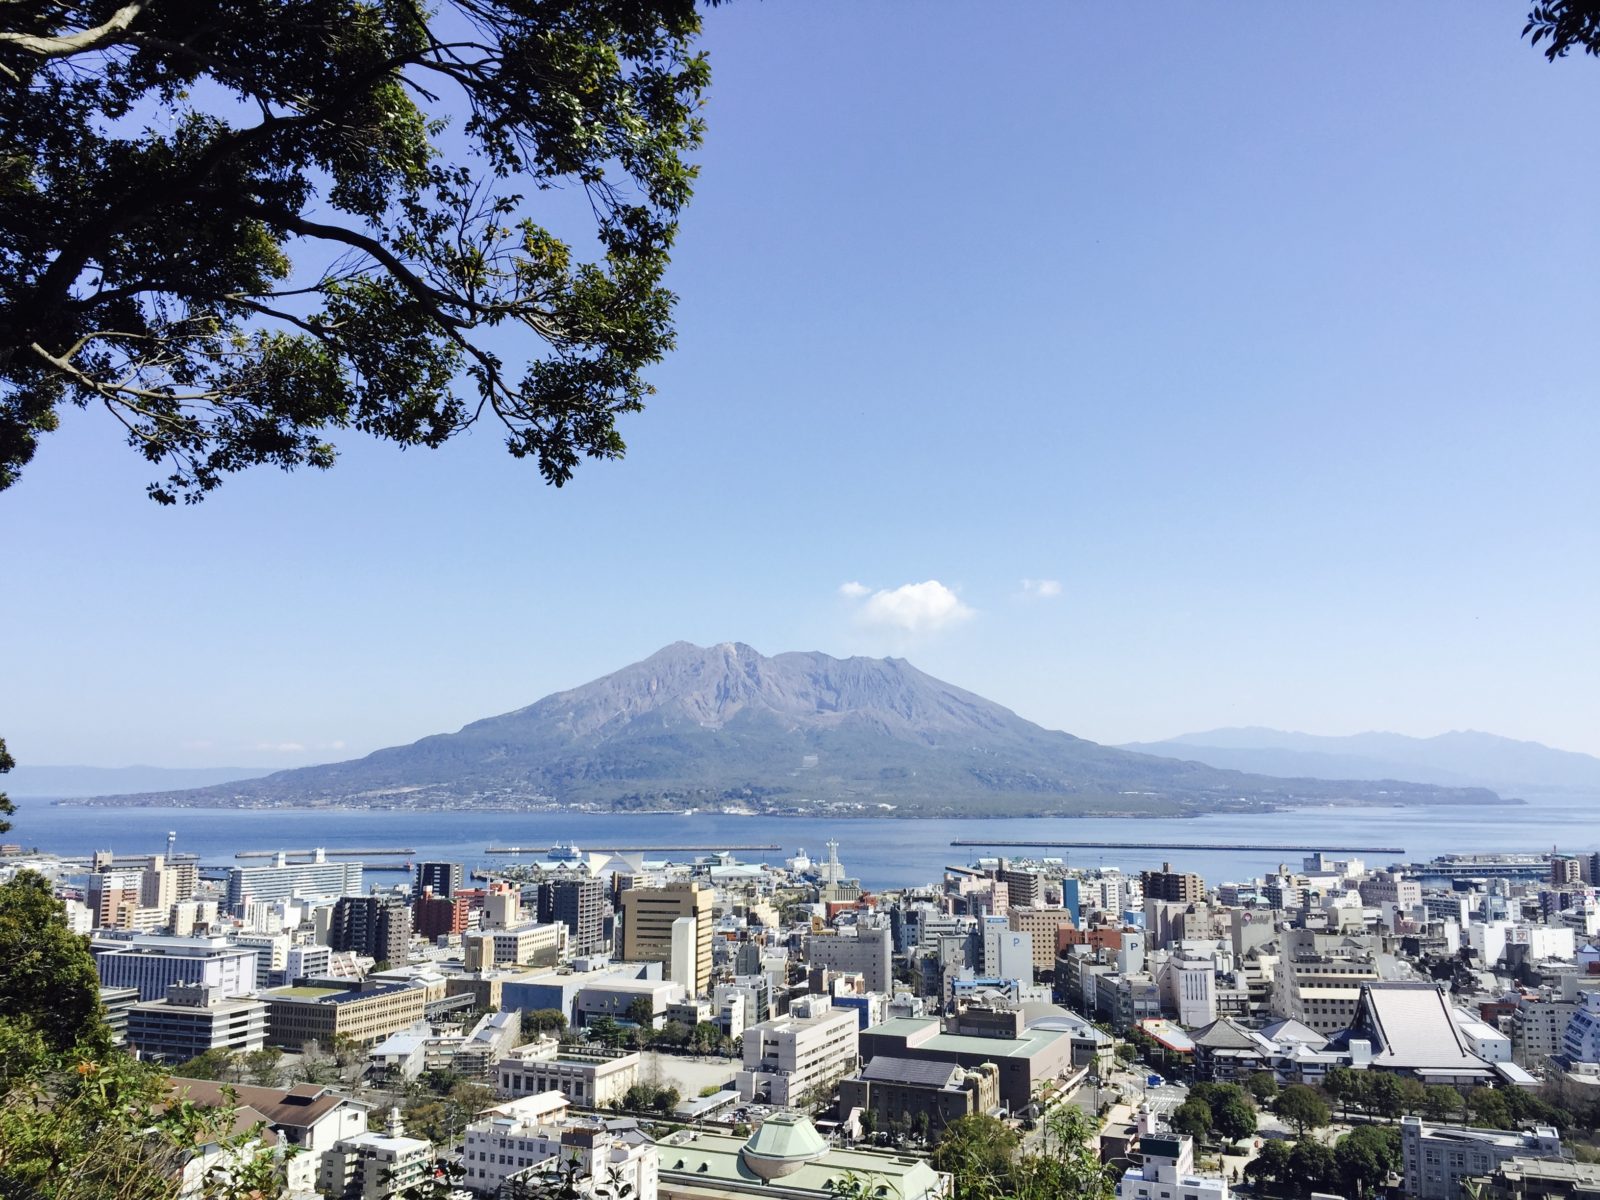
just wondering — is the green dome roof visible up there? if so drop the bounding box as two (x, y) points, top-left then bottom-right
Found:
(741, 1113), (829, 1180)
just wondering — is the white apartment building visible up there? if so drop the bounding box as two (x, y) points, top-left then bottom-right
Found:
(981, 917), (1033, 982)
(1158, 953), (1218, 1028)
(737, 994), (860, 1107)
(318, 1110), (433, 1200)
(461, 1093), (659, 1200)
(1116, 1112), (1229, 1200)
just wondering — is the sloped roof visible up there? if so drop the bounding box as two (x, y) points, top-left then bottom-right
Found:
(1346, 983), (1495, 1073)
(858, 1056), (962, 1089)
(1259, 1018), (1327, 1049)
(1190, 1017), (1260, 1051)
(168, 1078), (354, 1129)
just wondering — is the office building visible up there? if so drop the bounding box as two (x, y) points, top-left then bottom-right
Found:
(537, 877), (605, 955)
(226, 853), (363, 911)
(318, 1109), (434, 1200)
(264, 982), (428, 1049)
(496, 1040), (640, 1108)
(736, 994), (860, 1107)
(413, 861), (465, 900)
(620, 882), (713, 995)
(1116, 1112), (1230, 1200)
(414, 888), (473, 939)
(1402, 1116), (1564, 1200)
(93, 933), (259, 1001)
(126, 982), (268, 1063)
(807, 926), (892, 994)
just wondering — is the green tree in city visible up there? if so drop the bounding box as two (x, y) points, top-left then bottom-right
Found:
(1015, 1104), (1115, 1200)
(0, 870), (108, 1055)
(1246, 1070), (1280, 1105)
(1170, 1098), (1213, 1142)
(931, 1113), (1018, 1200)
(625, 997), (656, 1028)
(1467, 1086), (1512, 1129)
(0, 738), (14, 834)
(526, 1009), (569, 1036)
(1366, 1072), (1405, 1122)
(1288, 1139), (1338, 1197)
(1213, 1094), (1258, 1144)
(175, 1048), (242, 1082)
(1335, 1124), (1401, 1199)
(0, 0), (715, 504)
(1244, 1140), (1293, 1192)
(1422, 1084), (1464, 1123)
(1274, 1084), (1331, 1138)
(1323, 1066), (1364, 1120)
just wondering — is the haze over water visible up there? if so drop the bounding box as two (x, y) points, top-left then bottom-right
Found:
(13, 794), (1590, 890)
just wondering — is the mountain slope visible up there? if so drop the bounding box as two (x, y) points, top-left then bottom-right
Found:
(70, 643), (1505, 815)
(1121, 727), (1600, 796)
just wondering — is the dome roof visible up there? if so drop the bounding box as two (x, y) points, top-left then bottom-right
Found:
(740, 1113), (829, 1180)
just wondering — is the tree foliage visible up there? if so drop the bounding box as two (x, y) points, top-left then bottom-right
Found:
(932, 1114), (1019, 1200)
(1, 0), (713, 503)
(1274, 1084), (1330, 1137)
(0, 870), (108, 1054)
(1525, 1), (1600, 59)
(0, 737), (14, 835)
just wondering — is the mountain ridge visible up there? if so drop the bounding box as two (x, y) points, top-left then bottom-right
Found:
(61, 643), (1507, 817)
(1122, 726), (1600, 795)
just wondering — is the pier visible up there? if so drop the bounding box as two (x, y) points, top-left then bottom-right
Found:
(950, 839), (1405, 854)
(234, 848), (415, 858)
(485, 844), (782, 854)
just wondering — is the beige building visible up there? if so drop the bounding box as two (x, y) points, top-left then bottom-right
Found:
(1008, 907), (1076, 972)
(621, 883), (714, 995)
(497, 1039), (640, 1109)
(465, 922), (565, 970)
(264, 982), (427, 1049)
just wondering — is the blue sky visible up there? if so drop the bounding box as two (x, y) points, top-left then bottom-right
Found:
(3, 3), (1599, 768)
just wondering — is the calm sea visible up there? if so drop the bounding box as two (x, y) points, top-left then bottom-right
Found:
(9, 794), (1595, 889)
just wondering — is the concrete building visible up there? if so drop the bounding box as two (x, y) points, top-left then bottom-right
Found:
(1401, 1116), (1564, 1200)
(1116, 1112), (1230, 1200)
(318, 1109), (434, 1200)
(621, 883), (714, 995)
(461, 1092), (659, 1200)
(807, 926), (892, 994)
(413, 861), (464, 899)
(838, 1056), (1000, 1137)
(496, 1040), (640, 1108)
(1157, 952), (1218, 1028)
(465, 922), (564, 970)
(981, 917), (1033, 982)
(264, 982), (428, 1049)
(93, 933), (259, 1001)
(737, 994), (860, 1107)
(537, 877), (606, 956)
(126, 982), (267, 1062)
(413, 888), (472, 939)
(856, 1008), (1092, 1113)
(329, 895), (412, 965)
(1009, 906), (1076, 972)
(1141, 863), (1205, 905)
(1270, 928), (1382, 1035)
(225, 853), (363, 911)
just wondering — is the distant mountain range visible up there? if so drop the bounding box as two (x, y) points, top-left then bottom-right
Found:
(54, 642), (1504, 817)
(1121, 727), (1600, 797)
(5, 764), (277, 798)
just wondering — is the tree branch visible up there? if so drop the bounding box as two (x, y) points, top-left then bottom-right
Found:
(0, 2), (146, 58)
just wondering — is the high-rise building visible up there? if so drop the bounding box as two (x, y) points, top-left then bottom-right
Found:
(93, 934), (259, 1001)
(620, 882), (713, 995)
(226, 853), (363, 911)
(413, 861), (465, 900)
(807, 926), (892, 993)
(1141, 863), (1205, 904)
(413, 888), (472, 939)
(538, 878), (605, 955)
(329, 896), (412, 965)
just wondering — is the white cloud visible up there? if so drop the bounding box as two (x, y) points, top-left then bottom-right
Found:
(838, 581), (871, 598)
(1021, 578), (1063, 599)
(256, 741), (307, 753)
(845, 579), (974, 633)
